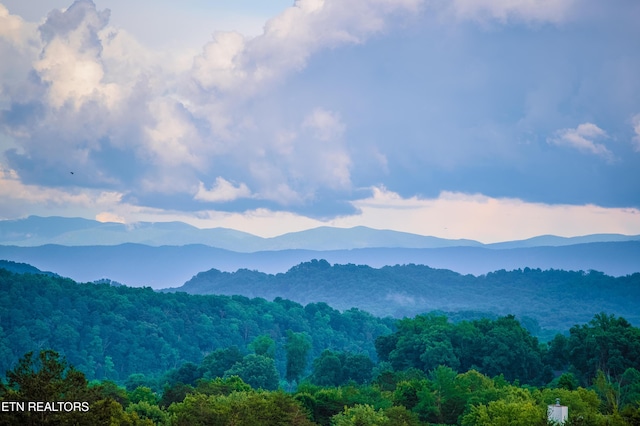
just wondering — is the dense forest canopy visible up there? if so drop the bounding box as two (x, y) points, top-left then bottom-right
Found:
(172, 259), (640, 332)
(2, 264), (640, 385)
(2, 262), (640, 424)
(0, 267), (393, 382)
(5, 348), (640, 425)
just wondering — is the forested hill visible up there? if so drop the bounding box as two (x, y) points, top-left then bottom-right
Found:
(0, 267), (394, 384)
(169, 260), (640, 332)
(0, 259), (58, 276)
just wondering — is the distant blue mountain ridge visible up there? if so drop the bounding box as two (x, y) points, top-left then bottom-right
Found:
(1, 216), (639, 289)
(1, 215), (638, 251)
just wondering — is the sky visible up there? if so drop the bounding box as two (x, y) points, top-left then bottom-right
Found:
(0, 0), (639, 242)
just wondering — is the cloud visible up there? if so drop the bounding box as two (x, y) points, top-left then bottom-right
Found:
(0, 3), (37, 49)
(38, 0), (109, 42)
(299, 108), (351, 189)
(142, 99), (205, 169)
(446, 0), (576, 24)
(548, 123), (614, 161)
(282, 108), (350, 201)
(1, 0), (639, 224)
(1, 0), (414, 210)
(632, 114), (640, 152)
(191, 31), (247, 93)
(1, 1), (199, 192)
(4, 160), (639, 242)
(195, 177), (252, 203)
(337, 187), (640, 242)
(302, 107), (345, 141)
(95, 211), (125, 223)
(34, 0), (114, 110)
(0, 5), (40, 110)
(0, 166), (125, 219)
(191, 0), (420, 96)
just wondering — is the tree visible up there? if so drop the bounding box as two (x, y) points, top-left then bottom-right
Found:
(199, 346), (244, 379)
(125, 373), (154, 392)
(195, 375), (252, 396)
(392, 379), (428, 411)
(343, 353), (375, 384)
(385, 314), (455, 371)
(166, 361), (201, 387)
(0, 350), (146, 425)
(427, 365), (467, 425)
(375, 314), (546, 384)
(475, 315), (544, 384)
(310, 350), (375, 386)
(94, 380), (130, 407)
(331, 404), (388, 426)
(593, 369), (621, 415)
(383, 406), (422, 426)
(285, 331), (311, 385)
(224, 354), (280, 391)
(128, 386), (158, 405)
(1, 350), (83, 402)
(311, 350), (343, 386)
(249, 335), (276, 359)
(461, 399), (544, 426)
(169, 390), (315, 426)
(309, 387), (345, 425)
(126, 401), (168, 425)
(557, 373), (579, 391)
(563, 313), (640, 384)
(374, 334), (398, 363)
(159, 382), (194, 408)
(545, 334), (570, 370)
(619, 367), (640, 409)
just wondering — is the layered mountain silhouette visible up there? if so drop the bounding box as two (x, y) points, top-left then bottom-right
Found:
(2, 215), (639, 250)
(0, 216), (639, 288)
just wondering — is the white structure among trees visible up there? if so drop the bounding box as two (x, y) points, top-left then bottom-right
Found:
(548, 398), (568, 424)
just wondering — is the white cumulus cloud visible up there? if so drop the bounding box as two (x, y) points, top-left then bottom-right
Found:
(34, 0), (115, 110)
(143, 99), (205, 169)
(548, 122), (614, 161)
(195, 177), (252, 203)
(0, 3), (37, 49)
(191, 0), (420, 97)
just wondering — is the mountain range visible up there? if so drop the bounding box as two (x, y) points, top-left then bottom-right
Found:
(2, 215), (639, 251)
(0, 216), (639, 288)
